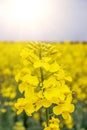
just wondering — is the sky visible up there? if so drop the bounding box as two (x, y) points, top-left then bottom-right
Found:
(0, 0), (87, 41)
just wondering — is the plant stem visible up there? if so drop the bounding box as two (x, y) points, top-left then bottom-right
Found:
(46, 108), (49, 127)
(39, 44), (49, 127)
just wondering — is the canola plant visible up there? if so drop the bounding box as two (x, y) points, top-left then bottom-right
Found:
(0, 41), (87, 130)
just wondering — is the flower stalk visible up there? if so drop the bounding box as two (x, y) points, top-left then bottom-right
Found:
(46, 108), (49, 127)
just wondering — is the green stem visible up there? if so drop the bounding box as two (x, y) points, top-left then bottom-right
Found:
(39, 44), (49, 127)
(46, 108), (49, 127)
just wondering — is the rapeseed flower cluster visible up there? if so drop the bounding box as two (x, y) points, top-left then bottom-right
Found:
(15, 42), (74, 129)
(44, 117), (60, 130)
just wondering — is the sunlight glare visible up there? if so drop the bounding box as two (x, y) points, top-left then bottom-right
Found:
(12, 0), (48, 23)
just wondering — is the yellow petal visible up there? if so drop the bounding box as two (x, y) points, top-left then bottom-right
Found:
(53, 106), (62, 115)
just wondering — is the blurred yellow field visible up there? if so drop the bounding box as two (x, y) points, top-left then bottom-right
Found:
(0, 42), (87, 130)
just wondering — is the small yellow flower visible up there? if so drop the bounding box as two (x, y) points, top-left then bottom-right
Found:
(44, 117), (60, 130)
